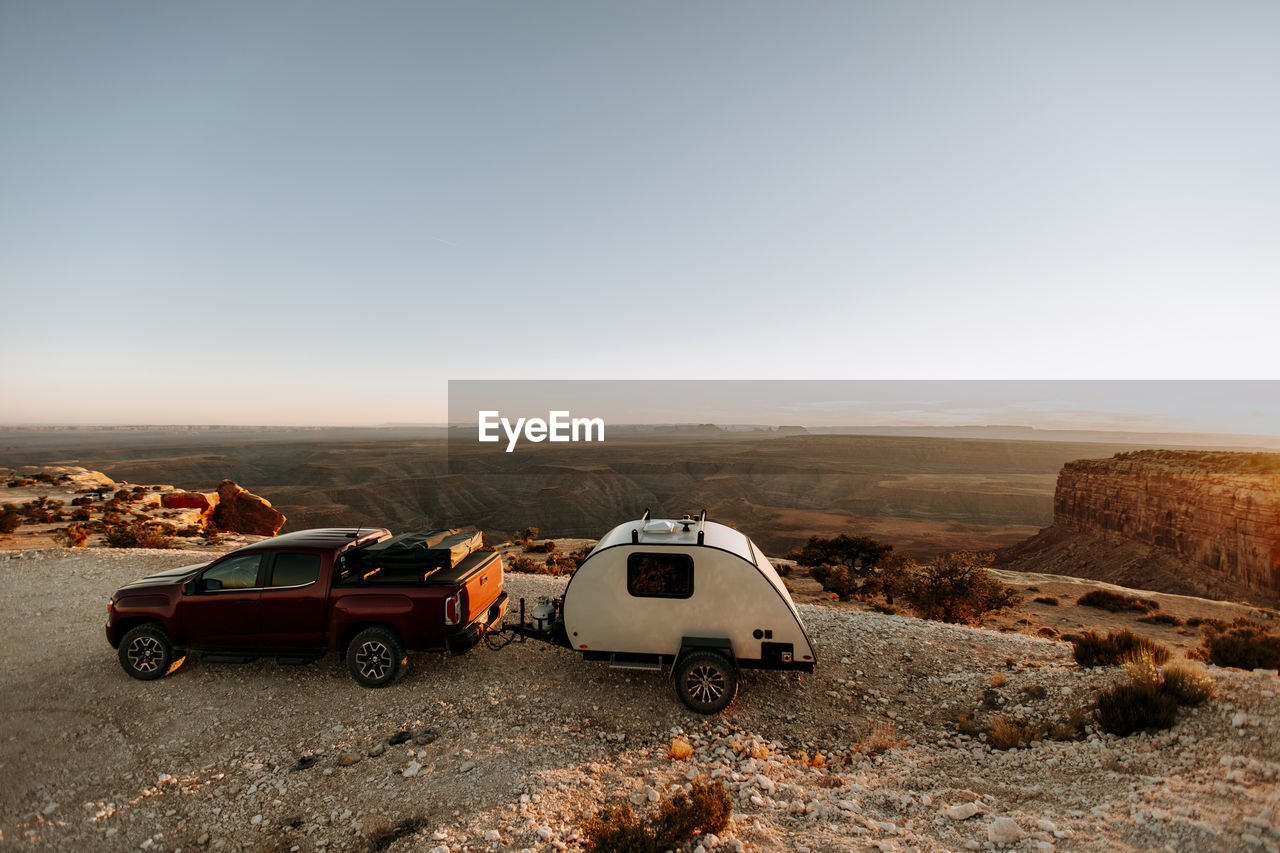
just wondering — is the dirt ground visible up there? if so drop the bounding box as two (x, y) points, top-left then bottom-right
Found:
(1, 548), (1278, 853)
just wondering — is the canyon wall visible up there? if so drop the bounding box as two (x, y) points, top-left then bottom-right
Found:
(1049, 450), (1280, 597)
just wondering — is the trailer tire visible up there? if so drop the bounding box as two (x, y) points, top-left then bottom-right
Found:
(346, 627), (404, 688)
(674, 650), (738, 714)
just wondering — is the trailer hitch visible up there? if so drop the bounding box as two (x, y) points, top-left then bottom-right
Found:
(485, 596), (571, 650)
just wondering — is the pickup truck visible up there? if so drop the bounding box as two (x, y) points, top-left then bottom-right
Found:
(105, 527), (507, 687)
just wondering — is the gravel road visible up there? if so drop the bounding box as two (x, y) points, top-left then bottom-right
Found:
(1, 548), (1277, 852)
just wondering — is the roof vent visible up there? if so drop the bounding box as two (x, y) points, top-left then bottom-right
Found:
(643, 520), (676, 534)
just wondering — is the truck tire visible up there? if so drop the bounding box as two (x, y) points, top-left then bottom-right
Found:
(119, 623), (184, 681)
(347, 627), (404, 688)
(674, 650), (738, 714)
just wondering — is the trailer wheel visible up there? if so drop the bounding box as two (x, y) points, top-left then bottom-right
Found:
(674, 650), (738, 714)
(346, 627), (404, 688)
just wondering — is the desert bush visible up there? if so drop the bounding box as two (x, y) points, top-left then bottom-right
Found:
(1071, 629), (1171, 668)
(514, 526), (539, 546)
(523, 539), (557, 553)
(987, 715), (1041, 749)
(1077, 589), (1159, 613)
(1033, 596), (1059, 606)
(1050, 707), (1089, 741)
(54, 523), (90, 547)
(1095, 678), (1179, 736)
(1160, 659), (1215, 706)
(791, 535), (908, 601)
(1199, 621), (1280, 670)
(898, 551), (1018, 624)
(581, 779), (731, 853)
(1138, 612), (1182, 626)
(855, 721), (897, 755)
(19, 496), (64, 523)
(952, 711), (980, 736)
(870, 602), (899, 615)
(70, 507), (91, 522)
(0, 504), (20, 534)
(104, 522), (173, 549)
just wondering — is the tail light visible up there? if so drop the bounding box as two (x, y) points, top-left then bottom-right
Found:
(444, 591), (462, 626)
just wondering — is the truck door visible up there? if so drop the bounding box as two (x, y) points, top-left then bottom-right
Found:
(258, 552), (327, 649)
(180, 553), (264, 648)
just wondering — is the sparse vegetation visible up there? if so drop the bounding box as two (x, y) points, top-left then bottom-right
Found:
(1138, 612), (1182, 626)
(987, 715), (1041, 749)
(1071, 629), (1171, 668)
(104, 521), (174, 549)
(855, 721), (898, 755)
(898, 550), (1018, 624)
(54, 523), (90, 547)
(0, 504), (20, 534)
(1160, 659), (1215, 706)
(1077, 589), (1159, 613)
(1198, 620), (1280, 670)
(1092, 652), (1215, 736)
(581, 778), (732, 853)
(1033, 596), (1059, 606)
(523, 539), (557, 553)
(792, 535), (908, 602)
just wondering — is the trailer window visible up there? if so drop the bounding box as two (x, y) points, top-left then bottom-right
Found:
(627, 553), (694, 599)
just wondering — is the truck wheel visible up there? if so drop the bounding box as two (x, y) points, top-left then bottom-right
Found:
(674, 650), (738, 714)
(347, 627), (404, 688)
(119, 623), (182, 681)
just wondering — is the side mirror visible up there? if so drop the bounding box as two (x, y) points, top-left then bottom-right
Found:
(183, 579), (196, 595)
(204, 578), (223, 592)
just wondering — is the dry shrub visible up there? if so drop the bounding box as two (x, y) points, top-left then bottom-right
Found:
(898, 550), (1018, 624)
(856, 721), (897, 755)
(523, 539), (557, 553)
(952, 711), (979, 736)
(1138, 612), (1182, 626)
(987, 715), (1041, 750)
(363, 815), (428, 852)
(1077, 589), (1159, 613)
(1050, 708), (1089, 741)
(1094, 679), (1179, 736)
(1072, 629), (1171, 668)
(1160, 659), (1214, 706)
(581, 779), (731, 853)
(54, 523), (89, 547)
(0, 504), (20, 534)
(988, 672), (1007, 687)
(1199, 621), (1280, 671)
(1033, 596), (1060, 606)
(104, 521), (174, 549)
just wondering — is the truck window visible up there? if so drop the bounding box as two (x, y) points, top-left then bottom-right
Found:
(270, 553), (321, 587)
(627, 552), (694, 599)
(202, 554), (262, 590)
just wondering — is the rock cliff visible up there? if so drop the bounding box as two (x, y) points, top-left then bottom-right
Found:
(999, 450), (1280, 604)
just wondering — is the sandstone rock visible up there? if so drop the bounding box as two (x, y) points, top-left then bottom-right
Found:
(987, 817), (1022, 845)
(339, 752), (362, 766)
(212, 480), (285, 536)
(162, 491), (216, 512)
(368, 742), (386, 757)
(946, 802), (980, 821)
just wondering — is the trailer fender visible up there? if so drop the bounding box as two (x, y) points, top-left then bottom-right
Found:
(675, 636), (735, 670)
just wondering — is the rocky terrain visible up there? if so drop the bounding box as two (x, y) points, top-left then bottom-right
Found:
(0, 466), (281, 551)
(0, 431), (1185, 559)
(2, 549), (1278, 852)
(999, 451), (1280, 606)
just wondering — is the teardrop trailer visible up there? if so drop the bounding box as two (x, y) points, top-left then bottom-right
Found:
(501, 511), (816, 713)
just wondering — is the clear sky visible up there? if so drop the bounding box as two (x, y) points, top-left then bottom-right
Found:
(2, 2), (1278, 426)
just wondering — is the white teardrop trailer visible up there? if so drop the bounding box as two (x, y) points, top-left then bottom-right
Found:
(504, 510), (816, 713)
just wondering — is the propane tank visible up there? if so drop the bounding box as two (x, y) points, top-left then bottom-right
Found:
(531, 597), (557, 632)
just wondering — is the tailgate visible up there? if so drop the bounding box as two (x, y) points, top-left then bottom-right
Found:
(456, 551), (503, 624)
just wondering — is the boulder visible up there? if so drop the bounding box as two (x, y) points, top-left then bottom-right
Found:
(162, 492), (216, 512)
(211, 480), (286, 536)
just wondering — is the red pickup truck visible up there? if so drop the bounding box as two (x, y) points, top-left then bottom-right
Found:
(105, 527), (507, 687)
